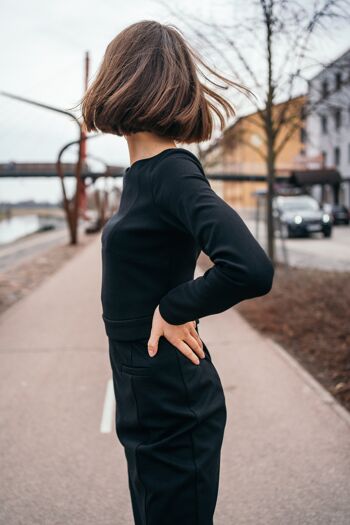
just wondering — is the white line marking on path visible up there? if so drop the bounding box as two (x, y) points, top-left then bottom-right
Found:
(100, 378), (115, 434)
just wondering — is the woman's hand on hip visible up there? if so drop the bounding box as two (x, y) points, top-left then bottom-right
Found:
(147, 305), (205, 364)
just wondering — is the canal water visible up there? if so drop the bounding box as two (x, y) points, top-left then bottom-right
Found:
(0, 214), (65, 245)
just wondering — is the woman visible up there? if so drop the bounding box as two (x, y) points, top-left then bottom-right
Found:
(81, 20), (274, 525)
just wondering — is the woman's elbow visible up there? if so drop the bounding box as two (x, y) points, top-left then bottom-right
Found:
(239, 255), (275, 298)
(259, 260), (275, 295)
(219, 252), (275, 300)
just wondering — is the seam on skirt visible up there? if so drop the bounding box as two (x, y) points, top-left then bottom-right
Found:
(175, 351), (199, 525)
(130, 375), (149, 525)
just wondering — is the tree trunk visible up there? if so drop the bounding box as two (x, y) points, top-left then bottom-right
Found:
(264, 1), (275, 265)
(266, 139), (275, 264)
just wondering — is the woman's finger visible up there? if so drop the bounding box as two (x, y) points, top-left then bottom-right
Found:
(184, 332), (205, 359)
(175, 339), (201, 365)
(189, 325), (203, 350)
(147, 332), (160, 357)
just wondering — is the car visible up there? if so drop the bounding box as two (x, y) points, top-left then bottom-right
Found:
(322, 203), (350, 225)
(273, 194), (332, 238)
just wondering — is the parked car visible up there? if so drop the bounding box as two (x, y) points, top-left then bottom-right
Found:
(273, 195), (332, 238)
(322, 203), (350, 225)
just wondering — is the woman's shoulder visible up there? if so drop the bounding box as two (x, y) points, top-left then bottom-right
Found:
(155, 147), (203, 168)
(150, 147), (209, 188)
(150, 147), (212, 209)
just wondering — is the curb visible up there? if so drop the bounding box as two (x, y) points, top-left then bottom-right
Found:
(266, 336), (350, 429)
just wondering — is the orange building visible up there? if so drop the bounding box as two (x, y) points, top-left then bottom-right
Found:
(202, 95), (307, 208)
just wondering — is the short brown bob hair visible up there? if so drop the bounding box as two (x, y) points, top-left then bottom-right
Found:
(81, 20), (250, 144)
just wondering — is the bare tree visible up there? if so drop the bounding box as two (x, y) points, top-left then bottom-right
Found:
(159, 0), (350, 264)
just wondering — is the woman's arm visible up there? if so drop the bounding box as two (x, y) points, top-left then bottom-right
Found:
(151, 153), (275, 326)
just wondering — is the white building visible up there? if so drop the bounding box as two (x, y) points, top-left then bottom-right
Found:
(306, 48), (350, 206)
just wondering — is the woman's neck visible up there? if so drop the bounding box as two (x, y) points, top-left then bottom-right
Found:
(125, 131), (177, 166)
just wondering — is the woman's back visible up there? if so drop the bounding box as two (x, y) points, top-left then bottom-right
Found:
(101, 148), (201, 339)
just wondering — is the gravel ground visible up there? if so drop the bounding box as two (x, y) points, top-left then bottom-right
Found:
(197, 252), (350, 413)
(236, 262), (350, 412)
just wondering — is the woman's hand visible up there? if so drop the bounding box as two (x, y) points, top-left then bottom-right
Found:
(147, 305), (205, 365)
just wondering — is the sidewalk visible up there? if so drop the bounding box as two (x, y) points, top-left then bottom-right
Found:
(0, 234), (349, 524)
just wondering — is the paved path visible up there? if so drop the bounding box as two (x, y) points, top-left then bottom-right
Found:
(0, 235), (349, 525)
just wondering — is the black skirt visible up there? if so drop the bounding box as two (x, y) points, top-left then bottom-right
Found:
(108, 328), (227, 525)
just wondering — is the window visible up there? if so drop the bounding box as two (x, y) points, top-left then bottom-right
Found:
(321, 151), (327, 166)
(300, 127), (307, 143)
(334, 109), (342, 130)
(335, 72), (342, 91)
(321, 80), (329, 98)
(321, 115), (328, 134)
(334, 146), (340, 166)
(348, 144), (350, 164)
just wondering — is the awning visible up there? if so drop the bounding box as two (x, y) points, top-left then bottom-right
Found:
(290, 169), (342, 186)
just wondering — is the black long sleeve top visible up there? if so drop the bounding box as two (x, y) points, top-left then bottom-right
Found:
(101, 147), (274, 341)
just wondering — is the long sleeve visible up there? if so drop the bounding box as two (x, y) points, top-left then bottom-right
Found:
(151, 153), (275, 325)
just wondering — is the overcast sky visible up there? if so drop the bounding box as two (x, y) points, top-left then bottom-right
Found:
(1, 0), (349, 202)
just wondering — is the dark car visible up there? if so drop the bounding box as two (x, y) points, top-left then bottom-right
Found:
(322, 203), (350, 225)
(273, 195), (332, 238)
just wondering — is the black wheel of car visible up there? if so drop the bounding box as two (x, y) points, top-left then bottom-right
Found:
(323, 230), (332, 238)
